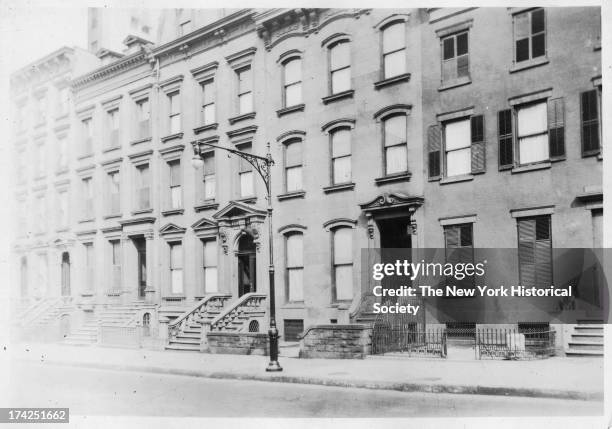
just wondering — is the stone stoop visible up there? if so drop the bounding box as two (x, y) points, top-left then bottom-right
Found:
(565, 320), (604, 357)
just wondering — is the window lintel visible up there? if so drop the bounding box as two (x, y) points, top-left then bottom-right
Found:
(321, 33), (351, 48)
(435, 19), (473, 38)
(321, 118), (356, 134)
(323, 218), (357, 231)
(373, 104), (411, 121)
(276, 130), (306, 144)
(508, 88), (552, 106)
(373, 14), (409, 30)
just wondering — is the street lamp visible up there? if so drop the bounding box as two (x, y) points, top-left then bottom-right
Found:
(191, 139), (282, 372)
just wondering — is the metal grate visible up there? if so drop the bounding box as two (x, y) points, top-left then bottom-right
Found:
(248, 320), (259, 333)
(283, 319), (304, 342)
(445, 322), (476, 338)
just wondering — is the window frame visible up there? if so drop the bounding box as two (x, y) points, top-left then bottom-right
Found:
(202, 238), (218, 294)
(135, 163), (151, 211)
(281, 56), (303, 108)
(200, 78), (216, 126)
(169, 241), (184, 295)
(440, 30), (470, 84)
(284, 231), (304, 303)
(512, 7), (547, 64)
(168, 159), (182, 210)
(168, 91), (181, 135)
(380, 20), (407, 80)
(516, 215), (553, 288)
(327, 39), (351, 95)
(282, 138), (303, 193)
(514, 100), (549, 166)
(329, 126), (352, 186)
(381, 113), (409, 177)
(236, 141), (254, 198)
(106, 169), (121, 216)
(236, 66), (254, 115)
(442, 116), (472, 178)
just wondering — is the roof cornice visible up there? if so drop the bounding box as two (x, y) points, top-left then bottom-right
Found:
(71, 50), (148, 92)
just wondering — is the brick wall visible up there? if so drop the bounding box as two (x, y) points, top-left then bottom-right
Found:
(299, 324), (372, 359)
(206, 332), (269, 355)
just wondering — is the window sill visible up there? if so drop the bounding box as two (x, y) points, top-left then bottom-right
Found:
(276, 104), (305, 117)
(161, 132), (184, 143)
(130, 137), (152, 146)
(597, 153), (603, 161)
(582, 150), (601, 158)
(80, 292), (95, 298)
(322, 89), (354, 105)
(194, 123), (218, 134)
(55, 168), (69, 175)
(374, 73), (411, 90)
(102, 145), (121, 153)
(104, 213), (122, 220)
(78, 153), (94, 160)
(440, 174), (474, 184)
(162, 208), (185, 216)
(438, 77), (472, 92)
(55, 113), (69, 121)
(330, 301), (352, 310)
(511, 161), (551, 174)
(229, 112), (256, 125)
(33, 175), (46, 181)
(195, 201), (219, 212)
(374, 172), (411, 185)
(106, 291), (122, 297)
(277, 190), (306, 201)
(78, 218), (95, 223)
(131, 208), (153, 215)
(34, 121), (47, 130)
(509, 57), (549, 73)
(323, 182), (355, 194)
(55, 227), (70, 233)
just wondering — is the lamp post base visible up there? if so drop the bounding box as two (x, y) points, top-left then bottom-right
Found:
(265, 360), (283, 372)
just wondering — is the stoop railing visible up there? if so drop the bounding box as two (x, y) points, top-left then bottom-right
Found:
(168, 293), (232, 341)
(209, 293), (267, 333)
(476, 328), (556, 360)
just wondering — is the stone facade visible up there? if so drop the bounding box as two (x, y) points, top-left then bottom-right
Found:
(207, 332), (269, 355)
(299, 324), (372, 359)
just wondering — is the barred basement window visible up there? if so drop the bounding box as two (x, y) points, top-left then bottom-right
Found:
(514, 8), (546, 63)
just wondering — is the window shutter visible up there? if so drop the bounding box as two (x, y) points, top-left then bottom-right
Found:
(470, 115), (485, 174)
(547, 97), (565, 159)
(580, 90), (600, 156)
(427, 124), (442, 179)
(498, 109), (513, 169)
(518, 218), (536, 287)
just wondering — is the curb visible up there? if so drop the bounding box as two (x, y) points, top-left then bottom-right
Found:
(19, 358), (603, 402)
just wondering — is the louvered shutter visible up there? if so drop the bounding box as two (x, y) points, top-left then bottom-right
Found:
(470, 115), (485, 173)
(498, 109), (513, 169)
(428, 124), (442, 179)
(581, 90), (600, 156)
(547, 97), (565, 159)
(444, 224), (475, 291)
(518, 218), (536, 287)
(518, 216), (552, 288)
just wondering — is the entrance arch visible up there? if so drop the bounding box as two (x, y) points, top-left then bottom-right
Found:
(237, 233), (256, 297)
(61, 252), (71, 296)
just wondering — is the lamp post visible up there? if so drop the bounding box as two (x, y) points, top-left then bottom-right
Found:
(191, 139), (282, 372)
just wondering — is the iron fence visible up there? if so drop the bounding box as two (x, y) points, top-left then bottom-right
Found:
(372, 325), (447, 358)
(476, 328), (556, 360)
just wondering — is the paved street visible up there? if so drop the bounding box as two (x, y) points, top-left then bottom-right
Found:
(6, 361), (602, 418)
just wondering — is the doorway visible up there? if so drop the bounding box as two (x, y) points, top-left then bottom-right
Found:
(134, 237), (147, 299)
(377, 216), (412, 293)
(61, 252), (70, 296)
(237, 233), (256, 297)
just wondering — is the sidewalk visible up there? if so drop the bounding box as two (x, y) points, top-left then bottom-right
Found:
(6, 342), (603, 401)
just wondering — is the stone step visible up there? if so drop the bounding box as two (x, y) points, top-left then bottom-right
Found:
(171, 337), (200, 345)
(577, 320), (604, 325)
(571, 334), (603, 342)
(165, 343), (200, 351)
(568, 341), (604, 350)
(574, 325), (604, 331)
(176, 333), (200, 339)
(565, 349), (604, 357)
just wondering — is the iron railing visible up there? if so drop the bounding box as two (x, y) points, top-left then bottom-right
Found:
(372, 325), (447, 358)
(476, 328), (556, 360)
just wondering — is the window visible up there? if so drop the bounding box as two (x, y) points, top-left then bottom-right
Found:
(37, 142), (46, 177)
(168, 160), (182, 209)
(82, 177), (93, 219)
(202, 152), (215, 201)
(200, 80), (215, 125)
(284, 139), (303, 192)
(58, 87), (69, 116)
(329, 41), (351, 94)
(517, 216), (552, 288)
(286, 233), (304, 302)
(330, 128), (351, 184)
(498, 97), (564, 169)
(137, 99), (150, 139)
(445, 119), (471, 177)
(107, 109), (119, 148)
(517, 102), (548, 164)
(82, 118), (93, 155)
(58, 190), (69, 229)
(444, 223), (474, 290)
(283, 319), (304, 342)
(238, 143), (253, 198)
(170, 242), (183, 294)
(35, 96), (47, 124)
(36, 195), (46, 233)
(107, 171), (120, 215)
(382, 22), (406, 79)
(110, 240), (121, 290)
(202, 239), (218, 293)
(57, 136), (68, 170)
(514, 8), (546, 63)
(383, 115), (408, 175)
(168, 92), (181, 134)
(332, 227), (353, 301)
(237, 67), (253, 115)
(283, 58), (302, 107)
(581, 89), (600, 156)
(84, 242), (95, 291)
(136, 164), (150, 210)
(441, 31), (469, 82)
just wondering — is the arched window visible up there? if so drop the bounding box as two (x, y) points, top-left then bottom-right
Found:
(329, 40), (351, 94)
(382, 22), (406, 79)
(330, 128), (352, 185)
(283, 57), (302, 107)
(142, 313), (151, 337)
(383, 114), (408, 175)
(332, 227), (353, 301)
(285, 232), (304, 302)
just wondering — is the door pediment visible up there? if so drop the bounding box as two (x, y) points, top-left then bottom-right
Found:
(359, 192), (424, 215)
(213, 200), (267, 222)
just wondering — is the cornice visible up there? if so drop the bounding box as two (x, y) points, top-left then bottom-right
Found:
(71, 51), (148, 92)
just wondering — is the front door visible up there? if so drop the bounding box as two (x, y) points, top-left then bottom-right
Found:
(134, 238), (147, 299)
(61, 252), (70, 296)
(237, 234), (256, 297)
(377, 216), (412, 293)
